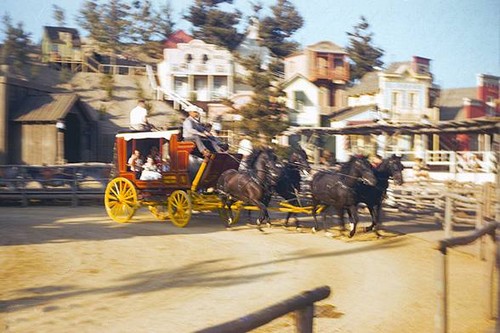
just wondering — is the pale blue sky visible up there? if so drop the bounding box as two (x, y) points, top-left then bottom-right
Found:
(2, 0), (499, 88)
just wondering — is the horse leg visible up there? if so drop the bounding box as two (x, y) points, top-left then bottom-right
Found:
(338, 208), (347, 231)
(347, 206), (360, 238)
(366, 204), (382, 237)
(311, 202), (320, 233)
(365, 205), (376, 232)
(224, 199), (234, 228)
(252, 201), (267, 232)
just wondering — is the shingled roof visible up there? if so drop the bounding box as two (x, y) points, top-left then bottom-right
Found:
(345, 71), (380, 96)
(13, 93), (79, 122)
(437, 87), (477, 121)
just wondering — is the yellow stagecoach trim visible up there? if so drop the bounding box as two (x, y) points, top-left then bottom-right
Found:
(148, 204), (169, 220)
(104, 177), (138, 223)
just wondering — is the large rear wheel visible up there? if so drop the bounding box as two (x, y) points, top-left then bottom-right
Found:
(168, 190), (192, 227)
(104, 177), (138, 223)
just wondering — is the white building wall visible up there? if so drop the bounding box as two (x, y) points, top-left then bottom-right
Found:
(284, 54), (308, 81)
(284, 78), (321, 127)
(157, 40), (234, 102)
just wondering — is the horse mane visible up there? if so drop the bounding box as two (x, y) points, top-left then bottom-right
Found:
(246, 148), (263, 169)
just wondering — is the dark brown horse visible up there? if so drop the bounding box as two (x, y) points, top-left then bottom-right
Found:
(274, 146), (311, 228)
(310, 155), (376, 237)
(347, 154), (404, 236)
(217, 148), (281, 230)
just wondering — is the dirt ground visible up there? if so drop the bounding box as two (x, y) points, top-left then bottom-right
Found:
(0, 205), (497, 333)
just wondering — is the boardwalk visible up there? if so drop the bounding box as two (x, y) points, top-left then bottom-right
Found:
(0, 206), (496, 333)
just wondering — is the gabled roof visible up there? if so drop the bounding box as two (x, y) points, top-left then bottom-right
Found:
(13, 93), (79, 122)
(164, 30), (193, 48)
(282, 73), (319, 90)
(43, 26), (81, 46)
(345, 71), (380, 96)
(383, 61), (412, 74)
(307, 41), (347, 54)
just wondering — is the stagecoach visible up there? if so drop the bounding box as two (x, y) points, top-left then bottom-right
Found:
(104, 129), (241, 226)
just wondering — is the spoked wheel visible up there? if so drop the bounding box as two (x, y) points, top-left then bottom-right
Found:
(218, 205), (242, 227)
(168, 190), (192, 227)
(104, 177), (138, 223)
(148, 204), (169, 220)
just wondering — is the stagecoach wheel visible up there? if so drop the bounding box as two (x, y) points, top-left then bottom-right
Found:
(168, 190), (192, 227)
(104, 177), (138, 223)
(218, 206), (242, 227)
(149, 204), (169, 220)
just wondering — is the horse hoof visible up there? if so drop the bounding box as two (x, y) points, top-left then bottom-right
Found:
(312, 227), (317, 234)
(348, 230), (355, 238)
(266, 222), (272, 228)
(325, 231), (334, 238)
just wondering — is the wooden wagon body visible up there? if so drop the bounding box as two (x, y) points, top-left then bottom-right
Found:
(104, 129), (241, 226)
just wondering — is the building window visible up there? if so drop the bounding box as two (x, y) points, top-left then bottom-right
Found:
(392, 92), (400, 108)
(185, 53), (193, 63)
(333, 57), (343, 68)
(409, 93), (417, 109)
(294, 91), (306, 111)
(202, 54), (209, 64)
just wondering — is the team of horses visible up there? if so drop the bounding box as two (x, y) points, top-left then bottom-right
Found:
(216, 146), (404, 238)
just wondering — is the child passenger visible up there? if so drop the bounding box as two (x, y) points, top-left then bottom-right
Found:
(140, 156), (162, 180)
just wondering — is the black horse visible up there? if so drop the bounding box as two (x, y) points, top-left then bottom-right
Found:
(310, 155), (377, 237)
(217, 148), (281, 229)
(347, 154), (404, 236)
(274, 146), (311, 228)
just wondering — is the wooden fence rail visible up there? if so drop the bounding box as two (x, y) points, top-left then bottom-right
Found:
(435, 222), (499, 333)
(0, 164), (112, 206)
(195, 286), (331, 333)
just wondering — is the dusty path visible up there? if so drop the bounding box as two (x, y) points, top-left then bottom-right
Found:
(0, 206), (496, 333)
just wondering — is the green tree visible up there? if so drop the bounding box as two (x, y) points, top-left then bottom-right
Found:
(101, 0), (131, 56)
(1, 13), (32, 73)
(130, 0), (155, 43)
(184, 0), (243, 51)
(77, 0), (105, 47)
(259, 0), (303, 58)
(235, 55), (289, 140)
(346, 16), (384, 83)
(153, 0), (176, 40)
(77, 0), (131, 57)
(52, 4), (66, 26)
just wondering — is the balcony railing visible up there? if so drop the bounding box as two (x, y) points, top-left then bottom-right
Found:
(168, 62), (232, 75)
(310, 67), (349, 82)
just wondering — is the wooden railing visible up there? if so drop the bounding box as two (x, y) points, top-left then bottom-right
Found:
(435, 222), (499, 333)
(195, 286), (330, 333)
(0, 164), (112, 206)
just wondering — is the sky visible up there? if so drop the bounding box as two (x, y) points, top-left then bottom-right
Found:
(1, 0), (499, 89)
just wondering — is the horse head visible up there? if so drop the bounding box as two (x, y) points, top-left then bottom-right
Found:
(387, 154), (404, 185)
(288, 147), (311, 173)
(249, 148), (282, 186)
(350, 155), (377, 186)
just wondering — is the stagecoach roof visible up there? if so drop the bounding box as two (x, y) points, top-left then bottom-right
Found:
(115, 129), (180, 141)
(286, 117), (500, 136)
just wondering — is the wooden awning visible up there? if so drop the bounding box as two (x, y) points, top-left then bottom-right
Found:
(286, 117), (499, 136)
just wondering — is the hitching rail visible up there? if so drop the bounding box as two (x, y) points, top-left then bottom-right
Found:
(195, 286), (331, 333)
(435, 221), (499, 333)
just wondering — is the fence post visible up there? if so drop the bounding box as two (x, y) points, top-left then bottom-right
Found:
(444, 195), (453, 238)
(295, 305), (314, 333)
(489, 229), (498, 321)
(436, 243), (448, 333)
